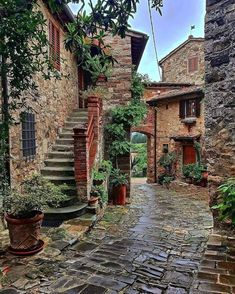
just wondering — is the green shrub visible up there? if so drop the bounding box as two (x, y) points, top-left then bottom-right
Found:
(212, 178), (235, 224)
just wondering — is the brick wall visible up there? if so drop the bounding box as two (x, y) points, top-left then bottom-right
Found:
(101, 33), (134, 197)
(160, 38), (205, 85)
(205, 0), (235, 207)
(9, 0), (78, 185)
(155, 98), (205, 178)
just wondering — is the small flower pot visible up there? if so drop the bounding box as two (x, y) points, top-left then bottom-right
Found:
(5, 211), (44, 255)
(112, 184), (127, 205)
(97, 74), (107, 83)
(202, 171), (208, 179)
(88, 196), (99, 207)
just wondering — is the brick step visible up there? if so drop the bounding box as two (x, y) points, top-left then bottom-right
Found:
(44, 158), (74, 167)
(56, 138), (74, 145)
(47, 151), (74, 159)
(52, 144), (73, 152)
(43, 175), (76, 185)
(41, 166), (74, 177)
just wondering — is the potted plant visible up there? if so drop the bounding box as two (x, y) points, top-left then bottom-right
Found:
(110, 168), (128, 205)
(3, 173), (68, 255)
(92, 168), (107, 186)
(182, 164), (195, 184)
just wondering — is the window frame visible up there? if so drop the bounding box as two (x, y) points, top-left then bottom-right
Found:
(21, 112), (37, 160)
(179, 98), (201, 119)
(49, 19), (61, 71)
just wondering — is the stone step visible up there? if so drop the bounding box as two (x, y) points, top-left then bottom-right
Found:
(56, 138), (74, 145)
(44, 158), (74, 167)
(59, 132), (74, 139)
(41, 166), (74, 177)
(65, 121), (87, 128)
(47, 151), (74, 159)
(52, 144), (73, 152)
(67, 116), (88, 122)
(43, 203), (87, 227)
(43, 175), (76, 185)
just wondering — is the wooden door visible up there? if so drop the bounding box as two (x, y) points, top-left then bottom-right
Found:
(183, 145), (196, 165)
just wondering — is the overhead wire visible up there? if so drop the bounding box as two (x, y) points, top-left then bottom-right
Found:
(147, 0), (162, 81)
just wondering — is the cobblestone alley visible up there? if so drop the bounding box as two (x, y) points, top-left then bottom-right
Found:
(1, 181), (213, 294)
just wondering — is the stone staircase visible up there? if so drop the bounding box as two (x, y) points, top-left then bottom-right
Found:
(41, 109), (89, 226)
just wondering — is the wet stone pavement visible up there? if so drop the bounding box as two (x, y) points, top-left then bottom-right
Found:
(1, 182), (213, 294)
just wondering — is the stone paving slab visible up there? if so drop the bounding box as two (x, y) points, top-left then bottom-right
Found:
(0, 182), (216, 293)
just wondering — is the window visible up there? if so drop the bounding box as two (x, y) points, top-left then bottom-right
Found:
(188, 56), (199, 73)
(163, 144), (169, 153)
(21, 112), (36, 159)
(49, 20), (60, 70)
(179, 99), (200, 119)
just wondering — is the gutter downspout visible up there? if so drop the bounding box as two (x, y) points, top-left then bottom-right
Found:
(154, 107), (157, 183)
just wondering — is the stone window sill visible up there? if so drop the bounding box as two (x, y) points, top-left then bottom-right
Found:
(181, 117), (197, 125)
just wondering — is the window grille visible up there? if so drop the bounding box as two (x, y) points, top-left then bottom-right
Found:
(21, 112), (36, 160)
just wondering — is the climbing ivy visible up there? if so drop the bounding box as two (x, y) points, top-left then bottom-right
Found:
(105, 71), (147, 167)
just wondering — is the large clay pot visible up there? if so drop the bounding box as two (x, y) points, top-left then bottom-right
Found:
(113, 184), (126, 205)
(5, 212), (44, 252)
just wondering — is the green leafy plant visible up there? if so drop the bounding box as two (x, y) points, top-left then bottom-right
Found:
(159, 152), (176, 174)
(3, 174), (69, 219)
(91, 185), (108, 204)
(99, 160), (112, 174)
(131, 143), (147, 177)
(212, 178), (235, 224)
(110, 169), (128, 187)
(182, 164), (195, 178)
(92, 169), (107, 182)
(162, 176), (174, 185)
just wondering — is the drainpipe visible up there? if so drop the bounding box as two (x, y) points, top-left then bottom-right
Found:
(154, 107), (157, 183)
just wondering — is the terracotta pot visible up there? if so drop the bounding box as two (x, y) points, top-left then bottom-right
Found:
(97, 74), (107, 83)
(202, 171), (208, 179)
(5, 212), (44, 251)
(88, 196), (99, 207)
(113, 184), (126, 205)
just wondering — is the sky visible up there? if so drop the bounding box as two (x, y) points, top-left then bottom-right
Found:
(69, 0), (206, 82)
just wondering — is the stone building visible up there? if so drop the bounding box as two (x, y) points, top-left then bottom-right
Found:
(142, 36), (206, 181)
(159, 36), (205, 85)
(205, 0), (235, 207)
(1, 1), (147, 204)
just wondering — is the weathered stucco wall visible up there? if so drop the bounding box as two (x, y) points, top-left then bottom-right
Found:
(160, 38), (205, 85)
(156, 99), (205, 177)
(205, 0), (235, 205)
(9, 1), (78, 185)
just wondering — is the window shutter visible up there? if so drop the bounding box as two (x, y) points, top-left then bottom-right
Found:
(196, 99), (201, 117)
(49, 20), (60, 70)
(179, 100), (185, 118)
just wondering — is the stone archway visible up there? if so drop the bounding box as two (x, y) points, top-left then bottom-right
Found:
(131, 106), (156, 183)
(131, 129), (155, 183)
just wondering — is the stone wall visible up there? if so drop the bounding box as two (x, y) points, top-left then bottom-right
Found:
(160, 37), (205, 85)
(205, 0), (235, 206)
(155, 98), (205, 178)
(9, 0), (78, 185)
